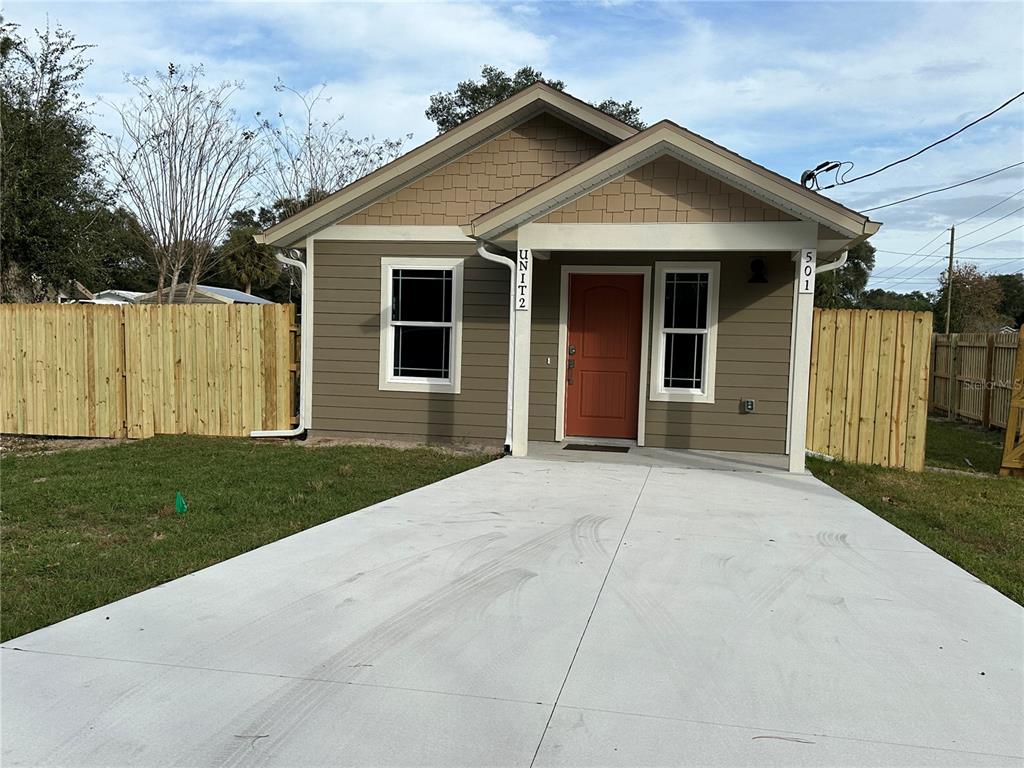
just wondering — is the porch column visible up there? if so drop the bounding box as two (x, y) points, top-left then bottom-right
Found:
(788, 248), (816, 473)
(511, 247), (533, 456)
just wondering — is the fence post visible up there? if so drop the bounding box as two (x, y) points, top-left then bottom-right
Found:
(982, 334), (995, 429)
(947, 334), (958, 421)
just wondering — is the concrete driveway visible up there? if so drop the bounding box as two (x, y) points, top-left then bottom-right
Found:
(3, 455), (1022, 767)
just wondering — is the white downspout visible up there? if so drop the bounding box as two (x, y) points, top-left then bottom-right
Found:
(476, 242), (515, 454)
(815, 250), (848, 274)
(252, 249), (308, 438)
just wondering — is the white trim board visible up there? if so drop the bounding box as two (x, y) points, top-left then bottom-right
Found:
(518, 221), (818, 252)
(312, 225), (475, 243)
(556, 265), (652, 446)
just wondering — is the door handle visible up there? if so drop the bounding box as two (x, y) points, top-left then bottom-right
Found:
(567, 358), (575, 385)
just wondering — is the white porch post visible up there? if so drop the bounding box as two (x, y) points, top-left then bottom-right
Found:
(788, 248), (816, 473)
(511, 247), (533, 456)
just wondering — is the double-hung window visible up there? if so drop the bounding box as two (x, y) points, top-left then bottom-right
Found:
(651, 261), (720, 403)
(379, 257), (463, 393)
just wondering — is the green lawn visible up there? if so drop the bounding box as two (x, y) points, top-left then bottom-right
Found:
(0, 436), (494, 641)
(808, 458), (1024, 605)
(924, 417), (1006, 474)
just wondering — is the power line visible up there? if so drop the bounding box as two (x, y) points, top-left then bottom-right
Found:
(870, 229), (949, 274)
(860, 162), (1024, 213)
(872, 240), (950, 279)
(954, 223), (1024, 254)
(809, 90), (1024, 191)
(956, 205), (1024, 240)
(953, 187), (1024, 227)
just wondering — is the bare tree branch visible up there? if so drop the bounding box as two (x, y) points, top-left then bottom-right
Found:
(255, 81), (408, 218)
(99, 64), (262, 302)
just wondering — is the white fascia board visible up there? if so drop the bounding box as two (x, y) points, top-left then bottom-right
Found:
(517, 221), (818, 252)
(310, 225), (475, 243)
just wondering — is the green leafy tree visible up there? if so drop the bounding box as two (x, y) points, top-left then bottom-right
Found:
(426, 65), (646, 133)
(934, 263), (1006, 332)
(860, 288), (934, 312)
(814, 241), (876, 308)
(215, 209), (281, 294)
(0, 21), (111, 299)
(993, 273), (1024, 327)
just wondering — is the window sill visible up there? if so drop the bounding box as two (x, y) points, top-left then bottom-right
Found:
(379, 379), (460, 395)
(649, 389), (715, 404)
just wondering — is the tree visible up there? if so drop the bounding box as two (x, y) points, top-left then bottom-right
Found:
(215, 209), (280, 294)
(256, 82), (407, 220)
(0, 21), (105, 298)
(101, 64), (262, 303)
(814, 241), (875, 308)
(425, 65), (647, 133)
(934, 263), (1006, 332)
(860, 288), (934, 312)
(993, 272), (1024, 327)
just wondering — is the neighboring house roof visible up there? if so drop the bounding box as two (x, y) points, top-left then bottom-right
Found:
(256, 83), (639, 248)
(93, 289), (147, 303)
(468, 120), (881, 242)
(139, 285), (271, 304)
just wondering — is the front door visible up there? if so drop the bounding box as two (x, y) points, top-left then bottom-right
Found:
(565, 273), (644, 439)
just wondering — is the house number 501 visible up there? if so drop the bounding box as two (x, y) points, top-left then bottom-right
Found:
(798, 249), (817, 294)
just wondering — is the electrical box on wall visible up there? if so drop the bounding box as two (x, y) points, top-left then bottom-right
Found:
(742, 399), (756, 414)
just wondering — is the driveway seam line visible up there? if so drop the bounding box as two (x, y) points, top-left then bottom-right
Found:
(528, 466), (653, 768)
(559, 704), (1024, 760)
(0, 646), (546, 708)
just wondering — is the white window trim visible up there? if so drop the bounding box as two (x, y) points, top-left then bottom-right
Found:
(379, 256), (464, 394)
(650, 261), (720, 404)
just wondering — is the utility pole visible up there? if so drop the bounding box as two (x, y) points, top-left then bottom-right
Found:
(944, 225), (956, 334)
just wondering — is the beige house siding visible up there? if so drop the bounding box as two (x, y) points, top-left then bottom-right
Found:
(529, 251), (793, 454)
(338, 114), (609, 226)
(311, 240), (508, 447)
(537, 155), (800, 225)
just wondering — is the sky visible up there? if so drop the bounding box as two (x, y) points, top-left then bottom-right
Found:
(7, 0), (1024, 292)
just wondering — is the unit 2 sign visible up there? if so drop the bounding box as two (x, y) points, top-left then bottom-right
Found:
(516, 249), (531, 311)
(798, 249), (817, 294)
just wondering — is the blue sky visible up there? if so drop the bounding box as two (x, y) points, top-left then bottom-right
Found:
(7, 0), (1024, 290)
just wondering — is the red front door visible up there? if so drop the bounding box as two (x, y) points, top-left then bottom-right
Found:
(565, 273), (644, 439)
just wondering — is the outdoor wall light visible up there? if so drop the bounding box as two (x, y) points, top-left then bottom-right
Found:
(749, 258), (769, 283)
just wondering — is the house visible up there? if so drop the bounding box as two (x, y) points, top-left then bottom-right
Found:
(256, 83), (880, 472)
(138, 285), (271, 305)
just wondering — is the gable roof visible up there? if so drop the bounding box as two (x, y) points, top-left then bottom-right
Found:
(468, 120), (881, 241)
(257, 83), (639, 248)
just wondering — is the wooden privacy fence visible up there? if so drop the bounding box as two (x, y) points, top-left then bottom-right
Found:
(1001, 331), (1024, 476)
(1, 303), (297, 439)
(931, 332), (1020, 429)
(807, 308), (932, 471)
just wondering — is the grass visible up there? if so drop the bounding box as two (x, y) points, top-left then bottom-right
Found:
(808, 457), (1024, 605)
(924, 417), (1006, 474)
(0, 436), (494, 641)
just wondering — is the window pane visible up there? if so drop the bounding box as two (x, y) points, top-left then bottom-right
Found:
(393, 269), (452, 323)
(663, 332), (704, 389)
(394, 326), (450, 379)
(664, 272), (708, 330)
